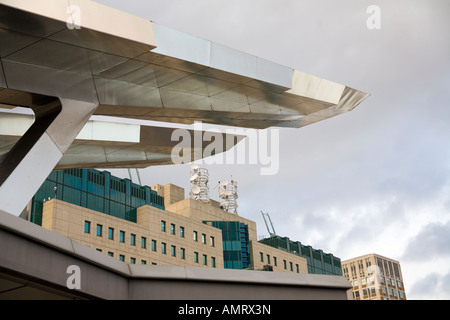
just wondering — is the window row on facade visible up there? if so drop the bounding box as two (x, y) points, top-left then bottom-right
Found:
(160, 219), (216, 247)
(95, 247), (217, 268)
(352, 287), (406, 300)
(350, 276), (403, 290)
(84, 220), (217, 267)
(343, 258), (402, 280)
(258, 251), (302, 273)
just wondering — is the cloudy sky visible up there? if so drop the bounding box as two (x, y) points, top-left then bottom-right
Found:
(95, 0), (450, 300)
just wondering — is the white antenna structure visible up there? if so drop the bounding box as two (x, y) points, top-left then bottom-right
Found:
(218, 179), (238, 214)
(189, 165), (210, 203)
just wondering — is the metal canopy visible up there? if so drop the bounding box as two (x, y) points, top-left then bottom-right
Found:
(0, 0), (369, 130)
(0, 111), (244, 169)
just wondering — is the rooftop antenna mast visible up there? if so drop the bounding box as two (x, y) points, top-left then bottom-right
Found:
(218, 178), (238, 214)
(189, 165), (210, 203)
(261, 211), (276, 237)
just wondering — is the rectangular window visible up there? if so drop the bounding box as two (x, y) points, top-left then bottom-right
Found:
(108, 252), (114, 257)
(96, 224), (102, 237)
(180, 226), (185, 237)
(193, 231), (198, 241)
(283, 260), (287, 269)
(120, 230), (125, 243)
(141, 237), (147, 249)
(194, 252), (199, 263)
(266, 254), (270, 264)
(203, 254), (207, 265)
(211, 257), (216, 268)
(84, 221), (91, 234)
(201, 233), (206, 244)
(289, 262), (293, 271)
(108, 227), (114, 240)
(161, 220), (166, 232)
(210, 236), (215, 247)
(260, 252), (264, 262)
(130, 233), (136, 246)
(296, 264), (299, 273)
(141, 260), (147, 265)
(161, 242), (166, 254)
(119, 255), (125, 262)
(171, 223), (175, 235)
(273, 257), (277, 266)
(152, 239), (157, 251)
(180, 248), (185, 260)
(130, 257), (136, 264)
(171, 245), (176, 257)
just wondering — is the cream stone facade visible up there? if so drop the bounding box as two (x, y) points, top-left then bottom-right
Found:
(250, 241), (308, 273)
(42, 198), (224, 268)
(40, 183), (308, 275)
(165, 196), (308, 273)
(151, 184), (185, 206)
(342, 253), (407, 300)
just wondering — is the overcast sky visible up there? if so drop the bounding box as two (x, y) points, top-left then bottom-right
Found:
(95, 0), (450, 300)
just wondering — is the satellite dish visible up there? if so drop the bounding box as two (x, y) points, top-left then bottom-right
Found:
(217, 177), (238, 214)
(191, 185), (201, 194)
(189, 165), (210, 203)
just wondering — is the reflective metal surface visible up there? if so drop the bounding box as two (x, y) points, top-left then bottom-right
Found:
(0, 0), (369, 130)
(0, 98), (98, 215)
(0, 111), (244, 169)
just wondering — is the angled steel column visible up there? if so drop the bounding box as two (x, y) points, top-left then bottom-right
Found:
(0, 98), (98, 216)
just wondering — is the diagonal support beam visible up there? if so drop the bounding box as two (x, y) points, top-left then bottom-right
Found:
(0, 98), (98, 216)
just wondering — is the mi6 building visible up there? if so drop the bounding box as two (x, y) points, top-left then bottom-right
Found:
(27, 168), (342, 277)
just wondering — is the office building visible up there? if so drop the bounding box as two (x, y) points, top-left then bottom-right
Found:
(29, 168), (340, 276)
(260, 235), (343, 275)
(342, 253), (407, 300)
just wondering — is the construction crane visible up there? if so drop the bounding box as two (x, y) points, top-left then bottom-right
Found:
(261, 211), (276, 237)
